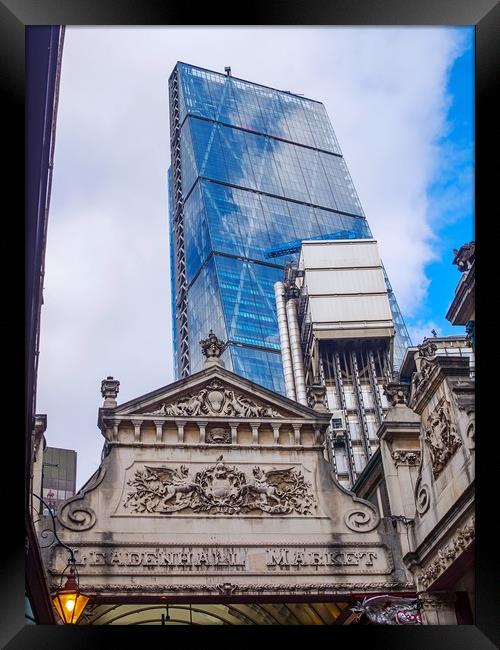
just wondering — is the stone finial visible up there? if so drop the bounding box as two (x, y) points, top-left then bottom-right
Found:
(101, 376), (120, 408)
(200, 330), (226, 367)
(307, 384), (328, 412)
(383, 381), (410, 407)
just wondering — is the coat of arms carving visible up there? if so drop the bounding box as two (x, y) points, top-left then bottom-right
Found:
(144, 380), (282, 418)
(123, 458), (315, 515)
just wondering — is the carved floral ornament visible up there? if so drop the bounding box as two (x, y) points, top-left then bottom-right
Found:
(423, 400), (462, 478)
(418, 518), (475, 589)
(79, 581), (413, 595)
(123, 458), (315, 515)
(143, 380), (282, 418)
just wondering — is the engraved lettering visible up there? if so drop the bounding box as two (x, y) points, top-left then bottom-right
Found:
(266, 549), (289, 566)
(291, 551), (305, 566)
(145, 552), (158, 566)
(63, 546), (386, 573)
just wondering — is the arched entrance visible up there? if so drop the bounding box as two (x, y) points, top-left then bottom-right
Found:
(83, 601), (352, 625)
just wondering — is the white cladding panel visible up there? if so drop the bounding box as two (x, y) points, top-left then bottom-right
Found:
(309, 294), (393, 324)
(300, 239), (381, 270)
(300, 239), (393, 337)
(305, 268), (386, 295)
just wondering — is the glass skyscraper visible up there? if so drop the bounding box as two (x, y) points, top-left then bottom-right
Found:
(168, 62), (411, 393)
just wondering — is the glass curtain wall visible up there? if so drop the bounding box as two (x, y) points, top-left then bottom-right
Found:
(169, 62), (411, 392)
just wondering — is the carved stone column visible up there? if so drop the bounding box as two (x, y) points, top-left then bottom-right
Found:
(133, 420), (142, 442)
(112, 421), (120, 442)
(250, 422), (260, 445)
(229, 423), (238, 444)
(378, 382), (421, 558)
(417, 591), (457, 625)
(313, 425), (322, 445)
(176, 420), (186, 443)
(272, 423), (280, 444)
(154, 420), (164, 443)
(292, 424), (301, 445)
(197, 421), (208, 444)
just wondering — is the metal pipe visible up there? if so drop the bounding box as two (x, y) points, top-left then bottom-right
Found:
(274, 282), (296, 401)
(286, 296), (308, 406)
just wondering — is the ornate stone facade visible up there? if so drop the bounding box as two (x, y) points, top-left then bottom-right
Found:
(378, 332), (474, 625)
(49, 363), (403, 610)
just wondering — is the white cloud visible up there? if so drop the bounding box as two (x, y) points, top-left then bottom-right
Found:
(36, 26), (470, 488)
(406, 321), (443, 347)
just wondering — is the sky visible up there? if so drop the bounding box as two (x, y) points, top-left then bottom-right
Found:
(36, 27), (474, 490)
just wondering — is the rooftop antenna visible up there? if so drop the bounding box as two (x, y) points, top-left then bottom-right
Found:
(224, 66), (231, 76)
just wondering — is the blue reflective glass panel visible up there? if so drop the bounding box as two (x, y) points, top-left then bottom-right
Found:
(178, 63), (342, 155)
(186, 257), (227, 373)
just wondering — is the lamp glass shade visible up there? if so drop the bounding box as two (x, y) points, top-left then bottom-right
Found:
(52, 590), (90, 624)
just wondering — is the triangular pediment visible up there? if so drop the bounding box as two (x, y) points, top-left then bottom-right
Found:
(110, 365), (328, 422)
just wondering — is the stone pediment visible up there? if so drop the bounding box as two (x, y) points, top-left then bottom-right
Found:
(109, 365), (326, 422)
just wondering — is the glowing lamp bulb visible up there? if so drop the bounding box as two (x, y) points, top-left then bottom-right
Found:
(65, 599), (76, 612)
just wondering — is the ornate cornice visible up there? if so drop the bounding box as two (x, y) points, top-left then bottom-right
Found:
(63, 581), (414, 595)
(409, 356), (470, 413)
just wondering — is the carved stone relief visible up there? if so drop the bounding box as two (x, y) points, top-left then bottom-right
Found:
(123, 458), (315, 515)
(423, 400), (462, 478)
(344, 506), (380, 533)
(414, 478), (431, 515)
(418, 517), (475, 589)
(383, 382), (410, 407)
(205, 427), (232, 444)
(144, 380), (283, 418)
(391, 451), (421, 467)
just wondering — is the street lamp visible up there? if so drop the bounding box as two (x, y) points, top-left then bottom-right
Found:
(32, 493), (91, 624)
(52, 560), (90, 625)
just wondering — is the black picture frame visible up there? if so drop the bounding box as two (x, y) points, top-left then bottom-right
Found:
(5, 0), (497, 647)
